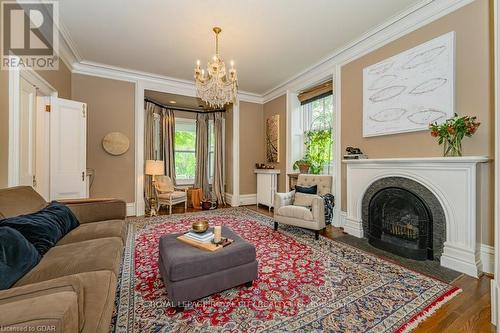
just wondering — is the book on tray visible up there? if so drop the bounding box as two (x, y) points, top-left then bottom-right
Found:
(184, 231), (214, 243)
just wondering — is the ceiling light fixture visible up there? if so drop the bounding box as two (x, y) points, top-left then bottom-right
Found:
(169, 100), (177, 104)
(194, 27), (238, 108)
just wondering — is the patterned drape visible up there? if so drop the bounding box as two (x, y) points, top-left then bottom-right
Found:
(144, 101), (176, 211)
(213, 112), (225, 205)
(194, 113), (210, 198)
(144, 101), (161, 209)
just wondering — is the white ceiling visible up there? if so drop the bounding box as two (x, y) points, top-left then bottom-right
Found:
(60, 0), (421, 94)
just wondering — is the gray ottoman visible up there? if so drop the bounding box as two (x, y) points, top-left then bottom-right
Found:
(158, 226), (258, 308)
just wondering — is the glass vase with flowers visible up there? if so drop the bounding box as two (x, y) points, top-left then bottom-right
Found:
(429, 114), (480, 157)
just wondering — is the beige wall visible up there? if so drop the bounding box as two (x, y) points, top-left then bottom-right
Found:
(340, 0), (494, 244)
(0, 61), (72, 189)
(263, 95), (287, 192)
(239, 101), (265, 194)
(36, 61), (72, 99)
(71, 73), (135, 203)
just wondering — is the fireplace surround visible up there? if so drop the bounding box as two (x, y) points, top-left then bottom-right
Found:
(342, 157), (489, 277)
(362, 177), (446, 261)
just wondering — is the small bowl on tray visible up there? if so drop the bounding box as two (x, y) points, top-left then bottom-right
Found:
(191, 220), (209, 233)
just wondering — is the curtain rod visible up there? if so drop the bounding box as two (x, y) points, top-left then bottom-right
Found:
(144, 98), (225, 114)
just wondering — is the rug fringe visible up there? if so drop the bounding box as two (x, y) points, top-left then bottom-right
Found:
(396, 287), (462, 333)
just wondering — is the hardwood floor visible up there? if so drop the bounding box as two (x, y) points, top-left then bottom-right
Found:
(162, 204), (496, 332)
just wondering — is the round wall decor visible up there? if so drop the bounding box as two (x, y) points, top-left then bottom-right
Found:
(102, 132), (130, 156)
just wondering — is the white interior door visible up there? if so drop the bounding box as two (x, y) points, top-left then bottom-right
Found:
(18, 77), (37, 187)
(50, 97), (87, 200)
(35, 96), (50, 200)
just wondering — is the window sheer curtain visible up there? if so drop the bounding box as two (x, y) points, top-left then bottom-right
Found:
(194, 113), (210, 198)
(144, 101), (176, 209)
(194, 112), (225, 204)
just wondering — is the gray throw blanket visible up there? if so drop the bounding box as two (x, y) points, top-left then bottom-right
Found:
(320, 194), (335, 225)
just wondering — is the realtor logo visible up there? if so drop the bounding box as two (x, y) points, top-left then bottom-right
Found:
(1, 1), (59, 70)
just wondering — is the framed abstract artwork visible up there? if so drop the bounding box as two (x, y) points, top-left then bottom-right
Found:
(266, 114), (280, 162)
(363, 32), (455, 137)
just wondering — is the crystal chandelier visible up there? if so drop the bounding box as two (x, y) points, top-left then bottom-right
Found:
(194, 27), (238, 108)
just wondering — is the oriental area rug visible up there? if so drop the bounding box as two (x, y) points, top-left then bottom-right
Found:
(111, 207), (460, 333)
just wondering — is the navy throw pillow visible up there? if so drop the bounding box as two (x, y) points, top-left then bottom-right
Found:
(0, 226), (41, 289)
(296, 185), (318, 194)
(0, 202), (80, 255)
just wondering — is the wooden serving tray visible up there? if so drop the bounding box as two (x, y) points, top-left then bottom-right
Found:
(177, 235), (233, 252)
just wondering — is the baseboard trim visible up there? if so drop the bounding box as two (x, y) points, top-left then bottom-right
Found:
(491, 280), (498, 326)
(341, 214), (364, 238)
(239, 194), (257, 206)
(126, 202), (136, 217)
(480, 244), (495, 275)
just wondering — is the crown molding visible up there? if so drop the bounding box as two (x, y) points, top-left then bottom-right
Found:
(261, 0), (474, 103)
(57, 0), (472, 104)
(72, 60), (263, 103)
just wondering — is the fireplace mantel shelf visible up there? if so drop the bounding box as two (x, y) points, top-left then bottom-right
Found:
(343, 156), (489, 164)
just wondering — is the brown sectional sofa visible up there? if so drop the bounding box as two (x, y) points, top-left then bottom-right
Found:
(0, 186), (127, 333)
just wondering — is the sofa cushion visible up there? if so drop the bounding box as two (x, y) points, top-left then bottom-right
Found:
(0, 186), (47, 219)
(295, 185), (317, 194)
(0, 227), (41, 289)
(78, 271), (117, 333)
(14, 237), (123, 287)
(277, 205), (314, 221)
(0, 202), (80, 255)
(159, 226), (256, 282)
(57, 220), (126, 246)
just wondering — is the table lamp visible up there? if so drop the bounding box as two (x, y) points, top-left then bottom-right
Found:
(145, 159), (164, 216)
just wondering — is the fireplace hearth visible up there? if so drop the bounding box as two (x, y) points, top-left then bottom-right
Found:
(367, 187), (432, 260)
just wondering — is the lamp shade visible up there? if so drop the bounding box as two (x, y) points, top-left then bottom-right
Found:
(145, 160), (164, 176)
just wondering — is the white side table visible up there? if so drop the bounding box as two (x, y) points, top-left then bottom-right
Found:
(254, 169), (280, 211)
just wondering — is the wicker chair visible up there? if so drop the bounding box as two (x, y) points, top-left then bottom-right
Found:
(154, 175), (188, 215)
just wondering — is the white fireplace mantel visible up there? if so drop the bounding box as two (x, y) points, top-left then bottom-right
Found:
(342, 156), (489, 277)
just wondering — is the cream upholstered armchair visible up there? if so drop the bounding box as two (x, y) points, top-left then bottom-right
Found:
(274, 174), (333, 240)
(154, 175), (188, 215)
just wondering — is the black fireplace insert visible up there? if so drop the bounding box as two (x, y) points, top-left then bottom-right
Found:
(367, 187), (433, 260)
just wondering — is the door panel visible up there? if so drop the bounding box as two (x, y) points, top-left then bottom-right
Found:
(35, 96), (50, 200)
(50, 97), (87, 200)
(19, 77), (36, 187)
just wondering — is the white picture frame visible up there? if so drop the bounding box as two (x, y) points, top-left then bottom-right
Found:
(363, 31), (455, 137)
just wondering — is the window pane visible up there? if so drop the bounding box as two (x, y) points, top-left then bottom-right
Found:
(174, 119), (196, 181)
(301, 94), (334, 174)
(175, 151), (196, 180)
(175, 128), (196, 151)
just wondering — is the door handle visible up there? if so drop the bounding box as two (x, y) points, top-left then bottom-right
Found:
(82, 171), (85, 181)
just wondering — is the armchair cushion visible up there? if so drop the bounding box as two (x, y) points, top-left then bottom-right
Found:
(276, 206), (314, 221)
(295, 185), (317, 194)
(158, 191), (186, 200)
(155, 175), (174, 193)
(293, 193), (318, 208)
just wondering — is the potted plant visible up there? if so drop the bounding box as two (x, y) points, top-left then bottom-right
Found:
(429, 114), (480, 157)
(293, 129), (333, 174)
(293, 159), (311, 173)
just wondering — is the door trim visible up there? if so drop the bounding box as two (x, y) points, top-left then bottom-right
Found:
(8, 65), (57, 187)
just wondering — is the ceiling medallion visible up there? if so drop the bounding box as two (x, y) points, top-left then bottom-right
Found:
(194, 27), (238, 108)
